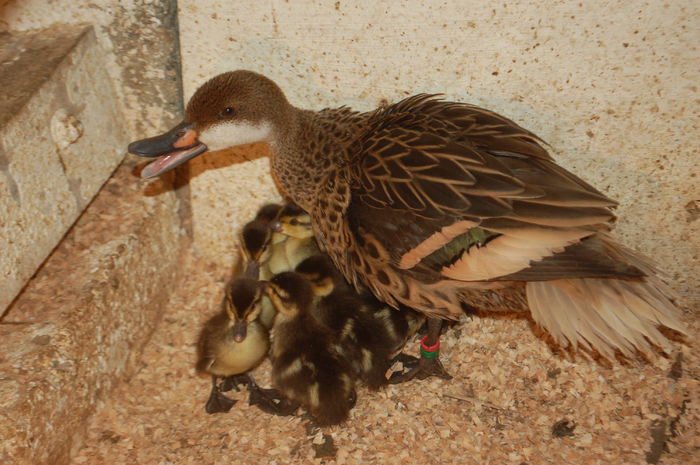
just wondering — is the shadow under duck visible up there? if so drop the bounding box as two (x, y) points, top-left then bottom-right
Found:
(132, 70), (686, 379)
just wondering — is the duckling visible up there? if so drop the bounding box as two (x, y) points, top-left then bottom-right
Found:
(239, 202), (318, 328)
(238, 203), (283, 279)
(197, 277), (270, 414)
(295, 254), (425, 389)
(265, 271), (357, 426)
(267, 203), (319, 275)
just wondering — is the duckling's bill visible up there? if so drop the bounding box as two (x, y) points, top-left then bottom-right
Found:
(232, 319), (247, 342)
(127, 121), (208, 178)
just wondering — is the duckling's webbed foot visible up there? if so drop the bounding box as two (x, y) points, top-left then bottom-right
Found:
(388, 318), (453, 384)
(247, 383), (299, 416)
(205, 377), (237, 414)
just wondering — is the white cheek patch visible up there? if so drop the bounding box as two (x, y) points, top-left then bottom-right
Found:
(198, 121), (273, 151)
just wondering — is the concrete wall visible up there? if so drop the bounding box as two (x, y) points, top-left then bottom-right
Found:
(178, 0), (699, 298)
(0, 2), (187, 463)
(0, 26), (129, 313)
(0, 1), (187, 310)
(1, 0), (183, 138)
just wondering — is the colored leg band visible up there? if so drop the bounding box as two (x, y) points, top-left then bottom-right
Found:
(420, 347), (439, 359)
(420, 335), (440, 359)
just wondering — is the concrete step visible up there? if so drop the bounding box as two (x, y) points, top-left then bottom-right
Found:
(0, 159), (185, 465)
(0, 25), (127, 314)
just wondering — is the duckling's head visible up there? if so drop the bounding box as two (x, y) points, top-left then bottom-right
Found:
(271, 204), (313, 239)
(255, 203), (287, 245)
(129, 70), (292, 178)
(264, 272), (314, 319)
(294, 255), (339, 297)
(240, 220), (273, 278)
(255, 203), (283, 223)
(224, 277), (264, 342)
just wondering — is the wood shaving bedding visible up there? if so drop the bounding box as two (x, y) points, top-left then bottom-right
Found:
(74, 252), (698, 465)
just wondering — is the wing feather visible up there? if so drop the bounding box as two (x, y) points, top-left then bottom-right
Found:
(344, 95), (620, 282)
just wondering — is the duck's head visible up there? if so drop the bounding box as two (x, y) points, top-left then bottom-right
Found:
(271, 204), (313, 239)
(223, 277), (264, 342)
(255, 203), (287, 245)
(255, 203), (284, 223)
(240, 219), (274, 278)
(295, 255), (339, 297)
(128, 70), (291, 178)
(264, 272), (314, 319)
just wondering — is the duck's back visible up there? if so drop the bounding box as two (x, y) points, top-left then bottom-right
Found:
(303, 96), (684, 358)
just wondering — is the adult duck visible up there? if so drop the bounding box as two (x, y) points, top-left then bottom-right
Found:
(130, 70), (685, 378)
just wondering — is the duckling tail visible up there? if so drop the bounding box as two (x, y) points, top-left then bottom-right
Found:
(526, 235), (686, 359)
(309, 374), (355, 426)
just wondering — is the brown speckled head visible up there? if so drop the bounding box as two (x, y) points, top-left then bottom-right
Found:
(185, 70), (294, 150)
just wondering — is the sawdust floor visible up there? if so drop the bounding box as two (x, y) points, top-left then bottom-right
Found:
(74, 251), (699, 465)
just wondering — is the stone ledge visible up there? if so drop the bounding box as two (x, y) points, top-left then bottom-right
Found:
(0, 25), (128, 314)
(0, 159), (185, 465)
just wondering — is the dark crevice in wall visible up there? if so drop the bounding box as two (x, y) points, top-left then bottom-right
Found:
(106, 0), (191, 237)
(0, 141), (20, 204)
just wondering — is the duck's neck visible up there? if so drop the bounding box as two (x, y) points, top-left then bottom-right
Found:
(268, 106), (360, 211)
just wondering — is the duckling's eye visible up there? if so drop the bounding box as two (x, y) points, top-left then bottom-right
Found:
(220, 107), (235, 118)
(289, 218), (299, 226)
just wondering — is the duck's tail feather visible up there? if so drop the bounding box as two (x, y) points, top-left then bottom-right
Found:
(526, 235), (685, 359)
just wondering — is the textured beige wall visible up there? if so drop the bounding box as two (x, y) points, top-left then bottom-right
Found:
(178, 1), (699, 299)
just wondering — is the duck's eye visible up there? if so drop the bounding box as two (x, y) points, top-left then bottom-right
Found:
(220, 107), (235, 118)
(289, 218), (299, 226)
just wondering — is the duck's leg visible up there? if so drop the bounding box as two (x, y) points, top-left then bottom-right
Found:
(389, 317), (452, 383)
(220, 373), (251, 392)
(204, 376), (237, 414)
(245, 374), (300, 416)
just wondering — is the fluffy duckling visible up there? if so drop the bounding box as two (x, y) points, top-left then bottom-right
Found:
(239, 203), (283, 279)
(267, 203), (319, 275)
(265, 271), (357, 426)
(295, 254), (425, 389)
(197, 277), (270, 414)
(238, 203), (288, 329)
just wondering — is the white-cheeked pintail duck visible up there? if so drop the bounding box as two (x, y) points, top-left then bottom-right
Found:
(132, 70), (686, 379)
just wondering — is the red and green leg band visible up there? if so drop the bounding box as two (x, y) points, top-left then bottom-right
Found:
(420, 335), (440, 359)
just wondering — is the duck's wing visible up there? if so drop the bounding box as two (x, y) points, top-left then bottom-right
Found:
(346, 96), (636, 282)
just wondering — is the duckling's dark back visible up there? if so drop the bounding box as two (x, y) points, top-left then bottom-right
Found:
(272, 315), (355, 426)
(295, 255), (425, 390)
(268, 271), (356, 426)
(315, 287), (401, 389)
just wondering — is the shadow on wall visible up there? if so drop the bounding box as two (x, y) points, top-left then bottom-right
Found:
(132, 141), (272, 197)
